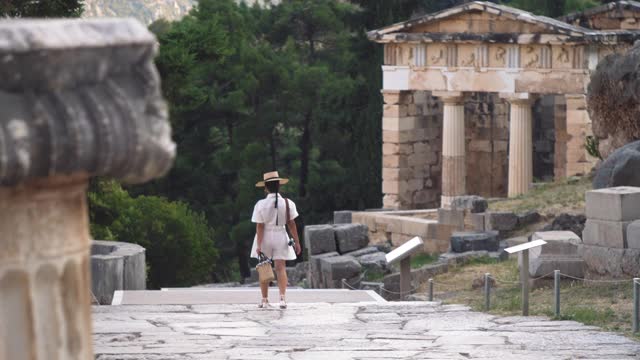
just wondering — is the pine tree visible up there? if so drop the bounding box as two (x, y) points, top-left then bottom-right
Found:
(0, 0), (84, 17)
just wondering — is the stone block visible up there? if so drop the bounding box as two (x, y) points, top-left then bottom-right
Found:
(627, 220), (640, 249)
(334, 224), (369, 254)
(578, 245), (640, 277)
(582, 219), (631, 248)
(585, 187), (640, 221)
(308, 252), (339, 288)
(469, 213), (485, 231)
(333, 211), (352, 224)
(450, 231), (499, 253)
(304, 225), (337, 255)
(344, 246), (379, 258)
(451, 195), (488, 213)
(357, 252), (388, 273)
(320, 255), (362, 288)
(91, 240), (146, 304)
(438, 208), (465, 229)
(517, 211), (541, 227)
(529, 257), (585, 278)
(401, 218), (433, 237)
(91, 254), (124, 305)
(484, 212), (518, 232)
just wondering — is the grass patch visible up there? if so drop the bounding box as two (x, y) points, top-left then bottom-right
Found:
(411, 253), (439, 269)
(488, 176), (592, 216)
(418, 258), (638, 337)
(364, 269), (385, 282)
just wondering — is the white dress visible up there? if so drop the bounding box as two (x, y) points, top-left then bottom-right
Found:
(250, 193), (299, 260)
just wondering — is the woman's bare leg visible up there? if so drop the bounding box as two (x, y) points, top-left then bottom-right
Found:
(260, 279), (269, 299)
(275, 260), (288, 297)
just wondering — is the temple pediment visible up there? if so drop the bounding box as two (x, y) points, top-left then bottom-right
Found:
(368, 1), (635, 45)
(561, 1), (640, 30)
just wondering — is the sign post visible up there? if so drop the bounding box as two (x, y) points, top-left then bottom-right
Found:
(386, 237), (424, 300)
(504, 239), (547, 316)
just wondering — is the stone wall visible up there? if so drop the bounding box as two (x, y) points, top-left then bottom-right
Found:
(465, 92), (509, 197)
(382, 90), (443, 209)
(533, 95), (557, 182)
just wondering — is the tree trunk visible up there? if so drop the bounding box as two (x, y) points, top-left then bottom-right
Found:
(299, 109), (312, 198)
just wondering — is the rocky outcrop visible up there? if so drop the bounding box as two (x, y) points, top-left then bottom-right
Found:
(587, 43), (640, 158)
(593, 140), (640, 189)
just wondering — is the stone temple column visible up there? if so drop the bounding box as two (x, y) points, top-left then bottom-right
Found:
(434, 92), (466, 208)
(505, 94), (535, 197)
(0, 19), (175, 359)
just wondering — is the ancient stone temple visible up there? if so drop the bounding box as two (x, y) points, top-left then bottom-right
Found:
(0, 19), (175, 359)
(368, 1), (640, 209)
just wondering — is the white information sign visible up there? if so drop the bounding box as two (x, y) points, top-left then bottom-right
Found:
(504, 239), (547, 254)
(385, 237), (424, 265)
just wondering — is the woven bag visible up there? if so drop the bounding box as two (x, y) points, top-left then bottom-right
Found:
(256, 253), (275, 284)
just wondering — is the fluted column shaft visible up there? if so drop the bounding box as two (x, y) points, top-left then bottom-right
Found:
(438, 93), (466, 207)
(507, 97), (534, 197)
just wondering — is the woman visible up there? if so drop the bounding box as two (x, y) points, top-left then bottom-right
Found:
(250, 171), (302, 309)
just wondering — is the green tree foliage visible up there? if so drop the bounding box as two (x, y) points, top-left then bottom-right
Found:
(0, 0), (84, 17)
(503, 0), (601, 17)
(89, 180), (218, 288)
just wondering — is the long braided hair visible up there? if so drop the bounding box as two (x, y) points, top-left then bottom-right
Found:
(265, 180), (281, 225)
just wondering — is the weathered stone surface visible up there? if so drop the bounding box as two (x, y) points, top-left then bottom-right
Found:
(524, 231), (583, 277)
(0, 19), (175, 360)
(304, 225), (336, 255)
(582, 219), (631, 248)
(529, 257), (585, 278)
(320, 256), (362, 288)
(91, 240), (146, 305)
(437, 208), (464, 228)
(451, 195), (488, 213)
(450, 231), (499, 253)
(469, 213), (486, 231)
(517, 211), (541, 227)
(579, 244), (640, 277)
(627, 220), (640, 249)
(0, 19), (176, 186)
(585, 186), (640, 222)
(344, 246), (379, 258)
(333, 210), (352, 224)
(484, 212), (518, 232)
(91, 254), (124, 305)
(541, 213), (586, 237)
(357, 252), (388, 273)
(334, 224), (369, 253)
(588, 39), (640, 157)
(382, 262), (448, 300)
(593, 141), (640, 188)
(93, 300), (640, 358)
(308, 252), (339, 288)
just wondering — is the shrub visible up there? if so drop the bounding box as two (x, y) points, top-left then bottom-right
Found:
(89, 180), (218, 288)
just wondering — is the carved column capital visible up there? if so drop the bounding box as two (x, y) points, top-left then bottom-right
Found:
(433, 91), (465, 105)
(0, 19), (176, 187)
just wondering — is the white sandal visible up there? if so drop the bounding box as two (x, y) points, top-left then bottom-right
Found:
(258, 298), (270, 308)
(279, 295), (287, 309)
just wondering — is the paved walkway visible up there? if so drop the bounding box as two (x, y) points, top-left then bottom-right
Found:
(112, 288), (384, 305)
(93, 301), (640, 359)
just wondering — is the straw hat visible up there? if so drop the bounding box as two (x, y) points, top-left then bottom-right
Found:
(255, 171), (289, 187)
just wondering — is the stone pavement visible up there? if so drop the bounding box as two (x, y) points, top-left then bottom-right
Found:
(113, 288), (384, 305)
(93, 302), (640, 359)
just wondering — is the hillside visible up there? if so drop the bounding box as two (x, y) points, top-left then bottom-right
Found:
(82, 0), (276, 25)
(83, 0), (196, 25)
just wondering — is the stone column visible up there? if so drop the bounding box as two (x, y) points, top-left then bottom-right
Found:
(0, 19), (175, 359)
(434, 92), (466, 208)
(505, 94), (534, 197)
(565, 94), (598, 176)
